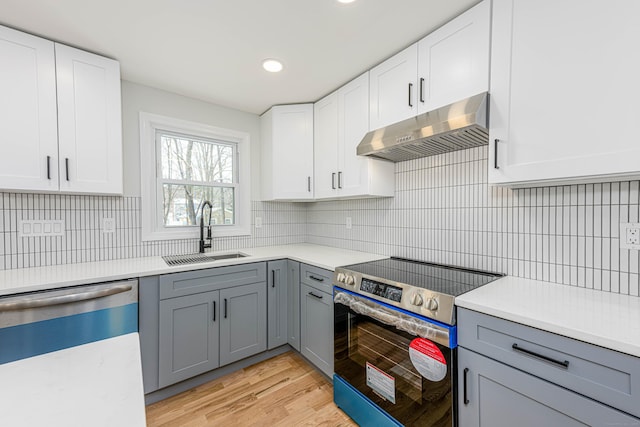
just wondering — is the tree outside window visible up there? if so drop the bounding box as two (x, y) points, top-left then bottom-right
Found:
(158, 131), (236, 227)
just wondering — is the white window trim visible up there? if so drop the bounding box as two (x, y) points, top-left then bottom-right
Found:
(139, 112), (251, 242)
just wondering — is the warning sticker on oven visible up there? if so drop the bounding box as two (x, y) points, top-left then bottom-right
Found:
(366, 362), (396, 404)
(409, 338), (447, 382)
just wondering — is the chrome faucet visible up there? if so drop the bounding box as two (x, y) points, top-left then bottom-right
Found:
(199, 200), (213, 253)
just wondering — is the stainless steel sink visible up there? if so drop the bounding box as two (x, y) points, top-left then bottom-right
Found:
(162, 252), (248, 266)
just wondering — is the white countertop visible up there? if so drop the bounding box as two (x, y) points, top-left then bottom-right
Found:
(0, 333), (146, 427)
(0, 244), (388, 296)
(455, 275), (640, 358)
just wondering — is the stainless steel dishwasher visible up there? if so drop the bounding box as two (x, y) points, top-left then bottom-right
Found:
(0, 280), (146, 426)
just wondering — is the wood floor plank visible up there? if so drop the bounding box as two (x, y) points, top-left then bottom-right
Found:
(146, 351), (357, 427)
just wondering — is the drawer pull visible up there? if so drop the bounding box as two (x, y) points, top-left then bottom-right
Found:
(309, 275), (325, 282)
(512, 343), (569, 369)
(308, 292), (323, 300)
(463, 368), (470, 405)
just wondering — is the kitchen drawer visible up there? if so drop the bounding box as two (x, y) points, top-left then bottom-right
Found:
(458, 308), (640, 418)
(300, 263), (333, 293)
(159, 262), (266, 300)
(458, 347), (640, 427)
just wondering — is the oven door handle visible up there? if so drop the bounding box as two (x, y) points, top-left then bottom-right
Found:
(334, 290), (450, 345)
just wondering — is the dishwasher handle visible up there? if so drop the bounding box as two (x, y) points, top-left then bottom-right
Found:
(0, 284), (133, 311)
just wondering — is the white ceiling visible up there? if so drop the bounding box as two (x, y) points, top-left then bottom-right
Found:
(1, 0), (479, 115)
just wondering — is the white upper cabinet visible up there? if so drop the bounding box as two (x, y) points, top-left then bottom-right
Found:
(261, 104), (314, 201)
(0, 25), (123, 195)
(369, 0), (490, 131)
(56, 44), (123, 194)
(0, 26), (58, 192)
(417, 0), (490, 113)
(314, 73), (394, 200)
(369, 44), (418, 131)
(489, 0), (640, 186)
(314, 92), (340, 199)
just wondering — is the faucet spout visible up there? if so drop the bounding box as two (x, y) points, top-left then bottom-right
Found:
(199, 200), (213, 253)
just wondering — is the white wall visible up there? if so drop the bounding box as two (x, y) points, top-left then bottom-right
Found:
(120, 80), (261, 199)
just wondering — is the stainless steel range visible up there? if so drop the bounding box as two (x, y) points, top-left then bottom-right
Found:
(333, 258), (501, 426)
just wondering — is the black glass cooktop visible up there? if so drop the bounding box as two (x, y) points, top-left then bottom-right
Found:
(341, 258), (502, 297)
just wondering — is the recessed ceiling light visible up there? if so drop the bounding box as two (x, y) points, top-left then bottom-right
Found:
(262, 59), (283, 73)
(337, 0), (357, 3)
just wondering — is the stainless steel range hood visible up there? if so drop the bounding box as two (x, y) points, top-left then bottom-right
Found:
(357, 92), (489, 162)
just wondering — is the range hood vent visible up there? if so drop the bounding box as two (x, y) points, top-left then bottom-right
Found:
(357, 92), (489, 162)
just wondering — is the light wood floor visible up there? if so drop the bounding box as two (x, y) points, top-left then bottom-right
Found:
(146, 351), (357, 427)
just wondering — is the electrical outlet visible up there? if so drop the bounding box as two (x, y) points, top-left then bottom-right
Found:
(346, 217), (352, 229)
(255, 217), (263, 228)
(19, 220), (64, 237)
(101, 217), (115, 233)
(620, 223), (640, 249)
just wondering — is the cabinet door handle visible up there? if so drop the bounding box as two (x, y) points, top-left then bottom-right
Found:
(332, 173), (336, 190)
(309, 275), (324, 282)
(308, 291), (323, 300)
(419, 77), (425, 103)
(65, 158), (70, 181)
(307, 176), (311, 192)
(213, 300), (216, 322)
(494, 139), (499, 170)
(338, 171), (342, 189)
(272, 269), (276, 288)
(463, 367), (470, 405)
(512, 343), (569, 368)
(408, 83), (413, 107)
(46, 156), (51, 180)
(224, 298), (228, 319)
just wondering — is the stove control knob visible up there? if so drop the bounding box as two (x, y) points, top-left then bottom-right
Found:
(345, 275), (355, 286)
(410, 293), (424, 306)
(336, 273), (346, 283)
(426, 298), (439, 311)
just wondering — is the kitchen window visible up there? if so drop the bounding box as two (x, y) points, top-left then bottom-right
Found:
(139, 112), (251, 241)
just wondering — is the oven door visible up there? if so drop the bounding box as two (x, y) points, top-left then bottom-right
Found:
(334, 289), (456, 427)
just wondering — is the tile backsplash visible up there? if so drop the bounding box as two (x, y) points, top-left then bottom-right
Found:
(1, 146), (639, 296)
(307, 146), (640, 296)
(0, 197), (306, 271)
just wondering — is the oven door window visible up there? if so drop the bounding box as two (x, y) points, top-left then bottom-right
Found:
(334, 300), (453, 427)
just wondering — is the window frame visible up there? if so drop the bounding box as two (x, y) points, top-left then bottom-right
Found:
(139, 112), (251, 242)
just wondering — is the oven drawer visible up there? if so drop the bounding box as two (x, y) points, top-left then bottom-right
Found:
(458, 308), (640, 418)
(300, 263), (332, 293)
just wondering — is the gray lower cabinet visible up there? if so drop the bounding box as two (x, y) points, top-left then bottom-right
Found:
(158, 291), (219, 389)
(151, 262), (267, 390)
(300, 283), (333, 377)
(287, 260), (301, 351)
(458, 308), (640, 425)
(219, 282), (267, 366)
(458, 347), (639, 427)
(267, 260), (288, 349)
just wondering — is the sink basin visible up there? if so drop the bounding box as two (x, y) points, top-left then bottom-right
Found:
(162, 252), (248, 266)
